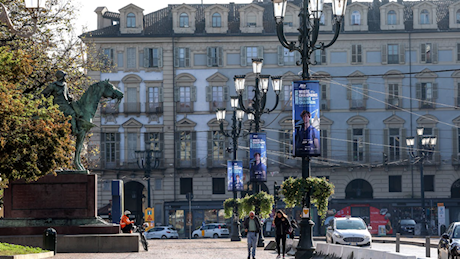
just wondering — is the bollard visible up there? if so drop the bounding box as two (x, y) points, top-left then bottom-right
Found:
(396, 233), (400, 253)
(43, 228), (57, 255)
(426, 236), (430, 258)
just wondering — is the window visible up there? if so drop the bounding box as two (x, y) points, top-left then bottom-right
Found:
(284, 14), (293, 27)
(321, 84), (329, 110)
(457, 43), (460, 62)
(127, 47), (136, 69)
(351, 84), (364, 109)
(127, 13), (136, 28)
(280, 129), (293, 159)
(424, 175), (434, 192)
(314, 49), (326, 65)
(212, 178), (225, 194)
(246, 85), (255, 108)
(179, 131), (192, 161)
(127, 133), (137, 163)
(420, 82), (433, 108)
(389, 128), (400, 161)
(155, 179), (162, 190)
(103, 48), (114, 66)
(247, 15), (256, 27)
(180, 13), (189, 28)
(211, 130), (225, 161)
(126, 86), (138, 113)
(351, 11), (361, 25)
(420, 9), (430, 24)
(282, 85), (292, 108)
(179, 86), (192, 113)
(145, 48), (160, 68)
(246, 47), (258, 65)
(145, 132), (162, 153)
(351, 44), (362, 64)
(179, 48), (187, 67)
(320, 13), (325, 25)
(388, 44), (399, 64)
(212, 13), (221, 27)
(283, 48), (296, 65)
(207, 47), (222, 67)
(321, 129), (328, 158)
(180, 178), (193, 194)
(389, 175), (402, 192)
(457, 10), (460, 24)
(147, 87), (162, 113)
(388, 83), (400, 108)
(211, 86), (225, 110)
(421, 43), (432, 63)
(387, 10), (396, 25)
(103, 133), (119, 164)
(352, 128), (364, 162)
(174, 47), (190, 67)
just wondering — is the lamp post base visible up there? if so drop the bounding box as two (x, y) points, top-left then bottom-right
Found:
(295, 218), (315, 259)
(231, 220), (241, 241)
(257, 229), (265, 247)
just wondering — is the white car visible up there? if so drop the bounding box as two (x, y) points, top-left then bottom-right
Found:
(144, 226), (179, 239)
(192, 223), (229, 238)
(326, 217), (372, 246)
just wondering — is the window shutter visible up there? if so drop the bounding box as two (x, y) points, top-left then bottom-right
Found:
(357, 45), (362, 63)
(139, 50), (143, 67)
(421, 44), (426, 63)
(174, 86), (180, 102)
(278, 46), (284, 66)
(175, 132), (181, 166)
(433, 82), (438, 100)
(363, 83), (369, 99)
(240, 46), (247, 66)
(206, 86), (212, 102)
(207, 131), (213, 167)
(174, 48), (179, 67)
(352, 45), (356, 63)
(347, 129), (352, 161)
(416, 83), (421, 99)
(116, 133), (121, 165)
(159, 133), (164, 152)
(433, 43), (438, 64)
(346, 84), (352, 100)
(279, 131), (285, 163)
(321, 50), (327, 64)
(143, 48), (149, 68)
(191, 131), (197, 166)
(101, 133), (106, 167)
(207, 47), (212, 67)
(381, 44), (387, 64)
(159, 48), (163, 68)
(191, 86), (197, 102)
(117, 52), (124, 67)
(457, 43), (460, 62)
(401, 128), (407, 160)
(453, 128), (459, 161)
(399, 43), (405, 64)
(383, 128), (389, 161)
(223, 86), (229, 101)
(158, 87), (163, 102)
(257, 46), (264, 59)
(218, 47), (224, 67)
(364, 128), (370, 163)
(185, 48), (190, 67)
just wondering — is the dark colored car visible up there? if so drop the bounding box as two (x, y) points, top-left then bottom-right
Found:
(438, 222), (460, 259)
(397, 219), (416, 235)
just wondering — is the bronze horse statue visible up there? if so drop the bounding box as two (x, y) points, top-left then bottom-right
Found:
(71, 80), (123, 170)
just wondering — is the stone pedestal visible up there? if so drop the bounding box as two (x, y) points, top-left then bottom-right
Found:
(0, 172), (119, 235)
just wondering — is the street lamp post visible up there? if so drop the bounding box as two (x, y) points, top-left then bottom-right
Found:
(406, 127), (437, 236)
(234, 58), (282, 247)
(135, 145), (161, 208)
(216, 97), (245, 241)
(272, 0), (347, 258)
(0, 0), (41, 38)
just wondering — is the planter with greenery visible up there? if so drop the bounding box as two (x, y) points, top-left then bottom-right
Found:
(223, 198), (243, 219)
(281, 177), (334, 220)
(239, 191), (274, 218)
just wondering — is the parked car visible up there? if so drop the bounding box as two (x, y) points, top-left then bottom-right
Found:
(397, 219), (416, 235)
(144, 226), (179, 239)
(326, 217), (372, 247)
(192, 223), (229, 238)
(438, 222), (460, 258)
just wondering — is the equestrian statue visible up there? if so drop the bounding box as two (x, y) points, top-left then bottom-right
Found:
(42, 70), (124, 171)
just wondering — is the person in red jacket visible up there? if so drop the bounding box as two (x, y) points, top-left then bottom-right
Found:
(120, 210), (134, 233)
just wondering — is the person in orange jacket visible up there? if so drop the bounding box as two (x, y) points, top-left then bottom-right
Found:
(120, 210), (134, 233)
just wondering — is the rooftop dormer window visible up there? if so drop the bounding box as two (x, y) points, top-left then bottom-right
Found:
(352, 11), (361, 25)
(284, 14), (293, 27)
(456, 9), (460, 23)
(247, 14), (256, 27)
(127, 13), (136, 28)
(212, 13), (221, 27)
(387, 10), (396, 25)
(180, 13), (189, 27)
(420, 9), (430, 24)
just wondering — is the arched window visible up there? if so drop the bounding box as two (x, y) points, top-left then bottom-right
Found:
(456, 9), (460, 24)
(345, 179), (373, 199)
(127, 13), (136, 28)
(387, 10), (396, 25)
(351, 11), (361, 25)
(180, 13), (189, 28)
(212, 13), (221, 27)
(420, 9), (430, 24)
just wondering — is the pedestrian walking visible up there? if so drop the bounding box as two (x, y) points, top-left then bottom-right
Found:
(243, 211), (261, 259)
(273, 210), (292, 259)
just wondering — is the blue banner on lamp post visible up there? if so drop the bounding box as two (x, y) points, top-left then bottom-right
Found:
(227, 160), (244, 191)
(249, 133), (267, 182)
(292, 81), (321, 157)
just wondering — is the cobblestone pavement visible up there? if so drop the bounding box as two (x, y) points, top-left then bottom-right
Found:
(50, 238), (291, 259)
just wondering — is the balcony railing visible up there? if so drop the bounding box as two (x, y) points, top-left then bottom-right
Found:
(101, 103), (120, 114)
(124, 102), (141, 113)
(176, 157), (200, 168)
(209, 100), (227, 112)
(386, 98), (401, 109)
(146, 102), (163, 114)
(177, 102), (193, 113)
(350, 99), (365, 110)
(420, 99), (435, 109)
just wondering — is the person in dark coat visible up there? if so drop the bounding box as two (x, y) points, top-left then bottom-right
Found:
(273, 210), (291, 259)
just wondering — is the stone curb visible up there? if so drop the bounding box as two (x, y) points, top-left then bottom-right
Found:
(0, 251), (54, 259)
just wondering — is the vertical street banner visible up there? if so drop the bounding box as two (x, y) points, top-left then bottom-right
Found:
(227, 160), (244, 191)
(292, 80), (321, 157)
(249, 133), (267, 182)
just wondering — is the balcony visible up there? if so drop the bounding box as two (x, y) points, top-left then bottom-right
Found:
(101, 103), (119, 114)
(321, 99), (330, 111)
(350, 99), (366, 110)
(176, 157), (200, 168)
(386, 98), (402, 110)
(177, 102), (193, 113)
(123, 102), (141, 113)
(420, 99), (435, 109)
(209, 100), (227, 112)
(146, 102), (163, 114)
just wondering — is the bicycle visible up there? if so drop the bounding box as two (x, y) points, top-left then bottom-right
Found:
(134, 224), (149, 251)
